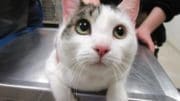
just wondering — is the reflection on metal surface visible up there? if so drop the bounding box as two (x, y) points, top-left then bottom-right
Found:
(0, 28), (179, 101)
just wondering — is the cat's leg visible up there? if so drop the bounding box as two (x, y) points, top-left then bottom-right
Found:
(48, 74), (77, 101)
(106, 81), (128, 101)
(46, 51), (76, 101)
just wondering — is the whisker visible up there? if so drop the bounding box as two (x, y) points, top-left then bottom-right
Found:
(111, 65), (118, 82)
(69, 59), (88, 97)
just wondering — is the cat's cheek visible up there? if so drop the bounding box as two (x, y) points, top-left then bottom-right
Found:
(109, 48), (124, 61)
(125, 36), (138, 56)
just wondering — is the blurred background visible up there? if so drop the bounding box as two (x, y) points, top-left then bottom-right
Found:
(41, 0), (61, 25)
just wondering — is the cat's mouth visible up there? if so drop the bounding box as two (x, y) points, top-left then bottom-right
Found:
(91, 59), (107, 67)
(95, 61), (105, 65)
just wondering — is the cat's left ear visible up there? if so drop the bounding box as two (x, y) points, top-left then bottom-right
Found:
(62, 0), (99, 22)
(117, 0), (140, 24)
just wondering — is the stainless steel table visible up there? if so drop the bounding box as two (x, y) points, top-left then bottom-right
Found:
(0, 28), (179, 101)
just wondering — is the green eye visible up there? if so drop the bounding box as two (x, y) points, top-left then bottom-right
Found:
(75, 19), (91, 35)
(113, 25), (126, 39)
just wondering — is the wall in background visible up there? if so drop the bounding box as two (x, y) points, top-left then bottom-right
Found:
(160, 15), (180, 88)
(165, 15), (180, 51)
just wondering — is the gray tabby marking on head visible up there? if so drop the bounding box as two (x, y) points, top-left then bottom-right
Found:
(61, 4), (100, 39)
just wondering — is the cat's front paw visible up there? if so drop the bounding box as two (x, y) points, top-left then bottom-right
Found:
(55, 96), (77, 101)
(107, 83), (128, 101)
(107, 96), (128, 101)
(70, 97), (78, 101)
(106, 91), (128, 101)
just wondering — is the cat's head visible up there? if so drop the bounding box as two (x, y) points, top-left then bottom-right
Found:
(56, 0), (139, 75)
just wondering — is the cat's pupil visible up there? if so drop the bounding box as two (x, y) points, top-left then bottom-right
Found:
(79, 20), (89, 31)
(116, 27), (123, 35)
(113, 25), (126, 39)
(75, 19), (91, 35)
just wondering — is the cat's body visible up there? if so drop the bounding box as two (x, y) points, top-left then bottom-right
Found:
(46, 0), (139, 101)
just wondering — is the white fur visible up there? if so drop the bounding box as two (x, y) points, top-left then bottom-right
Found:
(46, 5), (137, 101)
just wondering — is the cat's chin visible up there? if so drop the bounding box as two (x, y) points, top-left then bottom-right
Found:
(89, 61), (107, 68)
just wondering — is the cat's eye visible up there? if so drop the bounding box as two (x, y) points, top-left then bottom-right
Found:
(113, 25), (126, 39)
(75, 19), (91, 35)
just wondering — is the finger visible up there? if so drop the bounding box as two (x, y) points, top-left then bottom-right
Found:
(147, 39), (155, 53)
(136, 32), (155, 53)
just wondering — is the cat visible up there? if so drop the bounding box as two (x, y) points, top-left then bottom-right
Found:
(46, 0), (139, 101)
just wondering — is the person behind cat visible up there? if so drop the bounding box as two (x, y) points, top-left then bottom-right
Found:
(135, 0), (180, 57)
(83, 0), (180, 57)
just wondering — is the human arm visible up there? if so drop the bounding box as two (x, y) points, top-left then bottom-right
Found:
(136, 7), (166, 52)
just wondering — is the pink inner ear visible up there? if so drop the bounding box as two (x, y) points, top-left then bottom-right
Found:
(62, 0), (80, 21)
(118, 0), (140, 24)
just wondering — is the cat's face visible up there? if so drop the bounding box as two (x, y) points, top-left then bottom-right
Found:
(56, 0), (138, 75)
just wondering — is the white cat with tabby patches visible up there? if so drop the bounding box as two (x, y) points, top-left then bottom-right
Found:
(46, 0), (139, 101)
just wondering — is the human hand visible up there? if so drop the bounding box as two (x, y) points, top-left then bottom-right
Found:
(136, 27), (155, 53)
(82, 0), (100, 6)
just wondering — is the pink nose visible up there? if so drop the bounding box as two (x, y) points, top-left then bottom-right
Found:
(94, 45), (110, 57)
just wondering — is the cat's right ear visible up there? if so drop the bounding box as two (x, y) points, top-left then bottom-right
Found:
(62, 0), (81, 22)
